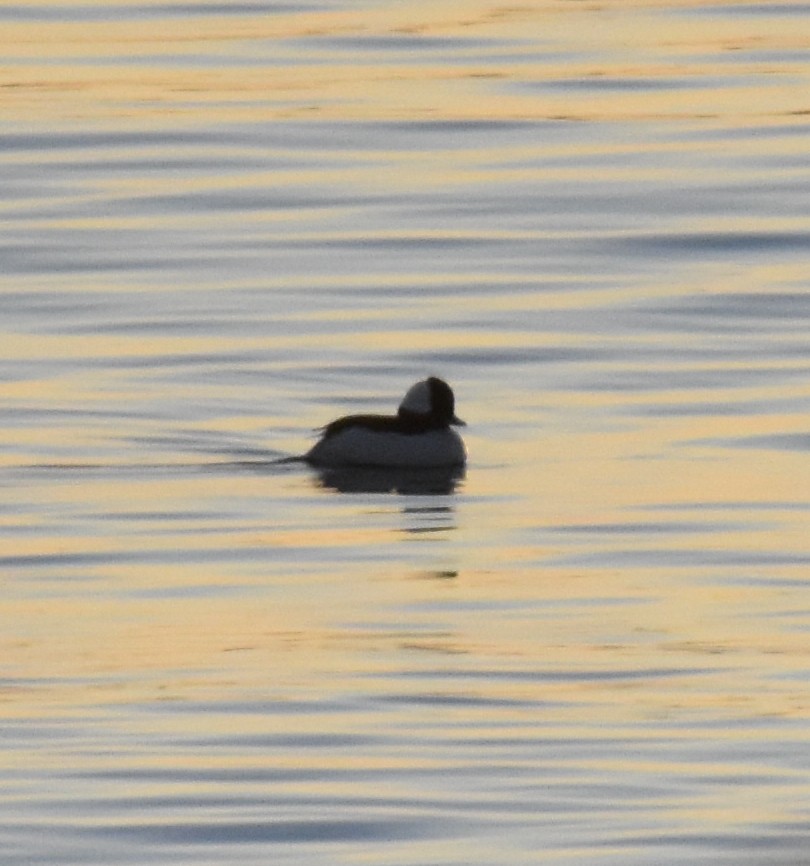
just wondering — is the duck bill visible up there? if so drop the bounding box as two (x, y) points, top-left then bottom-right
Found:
(451, 415), (466, 426)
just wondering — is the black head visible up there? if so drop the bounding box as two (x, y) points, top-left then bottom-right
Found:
(398, 377), (465, 427)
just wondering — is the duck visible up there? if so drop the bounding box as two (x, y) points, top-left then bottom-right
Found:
(305, 377), (466, 468)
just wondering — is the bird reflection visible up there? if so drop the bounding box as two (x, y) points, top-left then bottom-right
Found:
(312, 464), (465, 495)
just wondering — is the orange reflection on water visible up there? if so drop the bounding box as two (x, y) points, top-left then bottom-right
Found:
(3, 1), (809, 123)
(0, 7), (807, 863)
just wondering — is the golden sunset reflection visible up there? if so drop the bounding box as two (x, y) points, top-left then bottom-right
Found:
(2, 1), (809, 863)
(3, 1), (809, 123)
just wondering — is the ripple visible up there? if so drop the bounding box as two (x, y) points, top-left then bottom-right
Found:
(694, 432), (810, 452)
(3, 3), (810, 866)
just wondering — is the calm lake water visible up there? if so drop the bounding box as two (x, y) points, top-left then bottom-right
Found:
(2, 1), (809, 864)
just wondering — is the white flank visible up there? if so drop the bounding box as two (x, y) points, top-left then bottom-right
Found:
(307, 427), (466, 468)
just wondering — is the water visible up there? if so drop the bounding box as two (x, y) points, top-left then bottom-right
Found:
(1, 1), (809, 864)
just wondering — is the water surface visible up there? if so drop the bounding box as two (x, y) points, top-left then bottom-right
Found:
(1, 1), (809, 864)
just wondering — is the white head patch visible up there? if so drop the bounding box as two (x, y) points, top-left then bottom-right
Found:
(399, 379), (432, 415)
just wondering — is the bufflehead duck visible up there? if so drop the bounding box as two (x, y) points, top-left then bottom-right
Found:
(305, 377), (466, 468)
